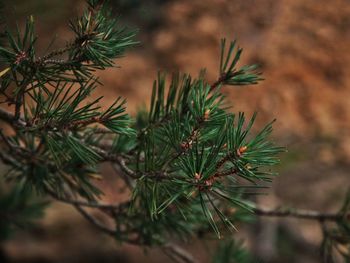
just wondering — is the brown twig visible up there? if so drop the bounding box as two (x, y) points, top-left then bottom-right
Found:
(253, 206), (343, 222)
(46, 188), (129, 210)
(210, 73), (227, 92)
(162, 242), (198, 263)
(75, 204), (198, 263)
(0, 107), (26, 127)
(74, 204), (117, 236)
(112, 163), (135, 189)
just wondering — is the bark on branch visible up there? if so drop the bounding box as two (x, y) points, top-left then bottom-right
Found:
(253, 206), (343, 221)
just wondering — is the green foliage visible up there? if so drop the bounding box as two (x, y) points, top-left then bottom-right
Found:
(219, 39), (262, 86)
(0, 0), (281, 251)
(0, 0), (136, 201)
(130, 70), (283, 238)
(0, 182), (47, 241)
(69, 0), (138, 69)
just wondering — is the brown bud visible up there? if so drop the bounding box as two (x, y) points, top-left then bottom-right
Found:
(204, 109), (210, 120)
(194, 172), (201, 181)
(15, 51), (27, 65)
(87, 173), (102, 180)
(227, 207), (237, 215)
(237, 145), (248, 156)
(205, 177), (215, 188)
(245, 164), (252, 170)
(190, 190), (198, 198)
(180, 142), (188, 150)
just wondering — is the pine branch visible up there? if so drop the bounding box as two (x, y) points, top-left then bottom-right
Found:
(253, 206), (344, 222)
(46, 188), (129, 210)
(74, 204), (117, 235)
(74, 202), (199, 263)
(210, 73), (229, 92)
(76, 203), (198, 263)
(1, 1), (348, 261)
(162, 243), (198, 263)
(0, 107), (26, 126)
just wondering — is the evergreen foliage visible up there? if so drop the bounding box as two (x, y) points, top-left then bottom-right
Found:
(0, 1), (349, 262)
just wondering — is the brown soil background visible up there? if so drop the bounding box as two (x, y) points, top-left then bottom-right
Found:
(1, 0), (350, 262)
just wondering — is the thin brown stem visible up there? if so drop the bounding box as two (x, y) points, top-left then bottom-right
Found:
(75, 203), (198, 263)
(0, 107), (26, 127)
(253, 206), (343, 222)
(46, 188), (129, 210)
(74, 204), (117, 236)
(112, 163), (135, 189)
(216, 153), (232, 169)
(210, 73), (226, 92)
(162, 242), (198, 263)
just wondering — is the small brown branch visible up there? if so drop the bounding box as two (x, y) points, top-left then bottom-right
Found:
(75, 204), (198, 263)
(0, 88), (15, 105)
(162, 242), (198, 263)
(112, 163), (135, 189)
(210, 74), (225, 92)
(46, 188), (129, 210)
(216, 153), (231, 169)
(253, 206), (343, 222)
(38, 40), (80, 63)
(0, 107), (26, 127)
(0, 105), (101, 133)
(115, 155), (137, 178)
(66, 116), (101, 130)
(162, 119), (204, 171)
(213, 167), (237, 179)
(74, 204), (117, 236)
(89, 128), (116, 135)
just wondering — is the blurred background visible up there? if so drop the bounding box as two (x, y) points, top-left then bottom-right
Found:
(1, 0), (350, 262)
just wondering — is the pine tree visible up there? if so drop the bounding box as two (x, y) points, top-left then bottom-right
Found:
(0, 1), (349, 262)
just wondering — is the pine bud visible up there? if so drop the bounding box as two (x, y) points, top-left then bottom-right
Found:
(237, 145), (248, 156)
(194, 172), (201, 181)
(205, 177), (215, 188)
(204, 109), (210, 120)
(14, 51), (27, 65)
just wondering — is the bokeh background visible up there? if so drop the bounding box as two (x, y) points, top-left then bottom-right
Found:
(1, 0), (350, 262)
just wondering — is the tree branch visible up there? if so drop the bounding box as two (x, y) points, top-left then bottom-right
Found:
(210, 73), (226, 92)
(162, 242), (198, 263)
(46, 188), (130, 210)
(75, 204), (198, 263)
(0, 107), (26, 126)
(253, 206), (343, 222)
(74, 204), (117, 236)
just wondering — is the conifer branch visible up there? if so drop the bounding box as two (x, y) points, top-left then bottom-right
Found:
(1, 1), (349, 262)
(252, 206), (344, 222)
(162, 243), (198, 263)
(0, 107), (26, 126)
(74, 204), (117, 235)
(46, 188), (129, 210)
(210, 73), (229, 92)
